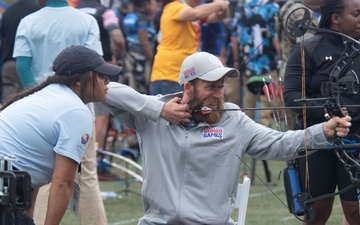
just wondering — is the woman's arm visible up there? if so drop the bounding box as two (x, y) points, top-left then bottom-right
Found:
(105, 82), (190, 123)
(179, 0), (228, 22)
(27, 188), (39, 218)
(44, 154), (78, 225)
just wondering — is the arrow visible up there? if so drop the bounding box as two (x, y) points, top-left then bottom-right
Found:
(195, 105), (328, 114)
(195, 104), (360, 114)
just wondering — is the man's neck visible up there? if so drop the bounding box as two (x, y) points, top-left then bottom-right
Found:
(183, 115), (200, 130)
(46, 0), (69, 7)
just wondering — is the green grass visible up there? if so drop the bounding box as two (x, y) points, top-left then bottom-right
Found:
(61, 155), (345, 225)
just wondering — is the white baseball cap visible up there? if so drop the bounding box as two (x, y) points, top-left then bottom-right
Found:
(178, 52), (239, 85)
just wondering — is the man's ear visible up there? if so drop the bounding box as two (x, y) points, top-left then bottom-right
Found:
(183, 82), (193, 96)
(181, 81), (194, 103)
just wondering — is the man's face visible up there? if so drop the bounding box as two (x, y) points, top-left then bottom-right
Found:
(189, 78), (225, 124)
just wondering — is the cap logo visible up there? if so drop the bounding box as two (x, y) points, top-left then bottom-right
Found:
(184, 67), (197, 80)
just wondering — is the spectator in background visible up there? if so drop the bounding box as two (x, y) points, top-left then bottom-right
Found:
(231, 0), (281, 126)
(276, 0), (319, 129)
(200, 13), (226, 65)
(0, 1), (7, 32)
(123, 0), (157, 94)
(13, 0), (102, 88)
(113, 0), (134, 36)
(13, 0), (107, 224)
(112, 0), (134, 84)
(230, 0), (281, 183)
(222, 18), (242, 107)
(77, 0), (125, 68)
(76, 0), (126, 161)
(152, 0), (172, 59)
(68, 0), (80, 7)
(0, 0), (8, 101)
(149, 0), (229, 95)
(0, 0), (40, 104)
(301, 0), (322, 11)
(277, 0), (319, 79)
(199, 0), (226, 56)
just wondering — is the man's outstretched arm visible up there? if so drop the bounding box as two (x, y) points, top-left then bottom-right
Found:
(104, 82), (191, 124)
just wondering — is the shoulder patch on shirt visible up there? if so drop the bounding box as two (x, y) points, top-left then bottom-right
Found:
(202, 127), (224, 139)
(81, 134), (90, 145)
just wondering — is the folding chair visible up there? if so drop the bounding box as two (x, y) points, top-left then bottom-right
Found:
(234, 177), (251, 225)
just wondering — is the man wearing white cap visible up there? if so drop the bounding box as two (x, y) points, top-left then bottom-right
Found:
(102, 51), (351, 224)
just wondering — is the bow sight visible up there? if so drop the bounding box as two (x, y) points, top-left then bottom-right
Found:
(322, 41), (360, 97)
(321, 40), (360, 118)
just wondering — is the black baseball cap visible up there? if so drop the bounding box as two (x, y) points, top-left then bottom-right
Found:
(52, 45), (122, 76)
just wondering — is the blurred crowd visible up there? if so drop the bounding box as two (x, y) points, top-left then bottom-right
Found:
(0, 0), (329, 225)
(0, 0), (319, 108)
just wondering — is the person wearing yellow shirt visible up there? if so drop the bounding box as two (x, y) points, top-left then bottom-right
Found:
(149, 0), (229, 95)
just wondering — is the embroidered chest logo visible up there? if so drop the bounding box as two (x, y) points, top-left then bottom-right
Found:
(325, 56), (332, 61)
(202, 127), (224, 139)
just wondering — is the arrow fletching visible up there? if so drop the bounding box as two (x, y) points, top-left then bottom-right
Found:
(200, 106), (212, 114)
(268, 82), (277, 100)
(262, 78), (271, 102)
(278, 84), (285, 103)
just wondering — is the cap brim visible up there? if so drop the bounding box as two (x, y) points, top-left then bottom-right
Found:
(93, 62), (123, 76)
(199, 67), (239, 82)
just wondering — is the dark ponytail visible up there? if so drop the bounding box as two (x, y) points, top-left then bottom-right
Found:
(0, 71), (94, 110)
(318, 0), (345, 28)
